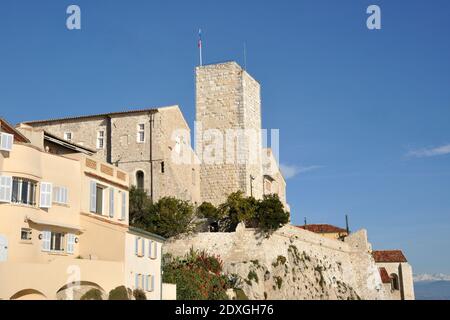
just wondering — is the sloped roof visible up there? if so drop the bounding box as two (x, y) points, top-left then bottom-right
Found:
(21, 107), (162, 125)
(372, 250), (408, 263)
(379, 267), (391, 284)
(296, 224), (348, 234)
(0, 118), (30, 143)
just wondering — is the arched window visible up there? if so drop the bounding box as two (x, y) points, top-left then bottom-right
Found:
(136, 171), (144, 190)
(390, 273), (400, 291)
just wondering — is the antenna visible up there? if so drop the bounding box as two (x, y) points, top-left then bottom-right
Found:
(243, 41), (247, 70)
(345, 214), (350, 234)
(304, 217), (307, 226)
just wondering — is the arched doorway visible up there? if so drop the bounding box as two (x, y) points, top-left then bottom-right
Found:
(56, 281), (106, 300)
(10, 289), (47, 300)
(136, 171), (144, 190)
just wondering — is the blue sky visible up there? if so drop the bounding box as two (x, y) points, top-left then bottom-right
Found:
(1, 0), (450, 274)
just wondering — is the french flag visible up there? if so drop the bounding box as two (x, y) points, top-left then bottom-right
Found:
(198, 29), (202, 49)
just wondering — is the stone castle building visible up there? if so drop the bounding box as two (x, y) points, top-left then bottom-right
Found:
(22, 61), (288, 209)
(21, 106), (201, 205)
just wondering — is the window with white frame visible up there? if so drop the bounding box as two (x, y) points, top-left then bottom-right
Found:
(137, 124), (145, 143)
(42, 231), (65, 253)
(90, 181), (105, 215)
(53, 186), (69, 205)
(11, 177), (37, 206)
(97, 130), (105, 149)
(0, 132), (13, 152)
(64, 132), (73, 141)
(66, 233), (76, 254)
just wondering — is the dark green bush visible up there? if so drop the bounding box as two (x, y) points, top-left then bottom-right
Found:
(133, 289), (147, 300)
(218, 192), (258, 232)
(80, 288), (103, 300)
(108, 286), (130, 300)
(197, 202), (220, 220)
(255, 194), (290, 233)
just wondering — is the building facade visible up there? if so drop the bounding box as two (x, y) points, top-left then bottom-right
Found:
(0, 120), (168, 300)
(22, 106), (201, 205)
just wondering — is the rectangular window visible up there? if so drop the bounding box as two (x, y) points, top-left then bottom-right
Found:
(11, 178), (37, 206)
(96, 185), (103, 214)
(0, 175), (13, 203)
(53, 186), (69, 205)
(0, 132), (13, 152)
(64, 132), (72, 141)
(21, 228), (32, 241)
(51, 232), (65, 252)
(42, 231), (65, 253)
(137, 124), (145, 143)
(39, 182), (52, 208)
(97, 131), (105, 149)
(161, 162), (165, 174)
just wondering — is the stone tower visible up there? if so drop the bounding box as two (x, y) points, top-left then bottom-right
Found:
(196, 61), (263, 205)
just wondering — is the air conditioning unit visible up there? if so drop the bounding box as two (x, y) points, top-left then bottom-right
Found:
(0, 132), (13, 152)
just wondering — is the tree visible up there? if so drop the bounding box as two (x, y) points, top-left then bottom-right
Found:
(148, 197), (195, 238)
(197, 202), (220, 220)
(218, 192), (258, 232)
(255, 194), (290, 233)
(129, 186), (152, 229)
(108, 286), (130, 300)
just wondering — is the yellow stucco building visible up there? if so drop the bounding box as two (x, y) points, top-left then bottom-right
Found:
(0, 119), (170, 300)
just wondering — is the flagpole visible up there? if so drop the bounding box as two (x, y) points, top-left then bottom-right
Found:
(198, 29), (203, 66)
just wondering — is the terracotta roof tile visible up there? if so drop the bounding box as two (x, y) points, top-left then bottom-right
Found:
(372, 250), (408, 263)
(379, 267), (391, 284)
(296, 224), (348, 234)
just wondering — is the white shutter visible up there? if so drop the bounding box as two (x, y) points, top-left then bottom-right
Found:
(121, 192), (126, 221)
(151, 241), (158, 259)
(0, 176), (12, 203)
(67, 234), (75, 254)
(141, 238), (145, 257)
(148, 240), (152, 259)
(0, 133), (13, 152)
(109, 188), (114, 218)
(53, 186), (60, 204)
(42, 231), (51, 252)
(62, 187), (68, 204)
(90, 181), (97, 213)
(135, 236), (139, 256)
(135, 274), (140, 289)
(40, 182), (52, 208)
(147, 275), (155, 292)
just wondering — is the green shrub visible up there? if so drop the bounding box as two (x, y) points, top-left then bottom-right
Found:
(80, 288), (103, 300)
(108, 286), (130, 300)
(255, 194), (290, 233)
(163, 250), (230, 300)
(133, 289), (147, 300)
(197, 202), (220, 220)
(218, 192), (258, 232)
